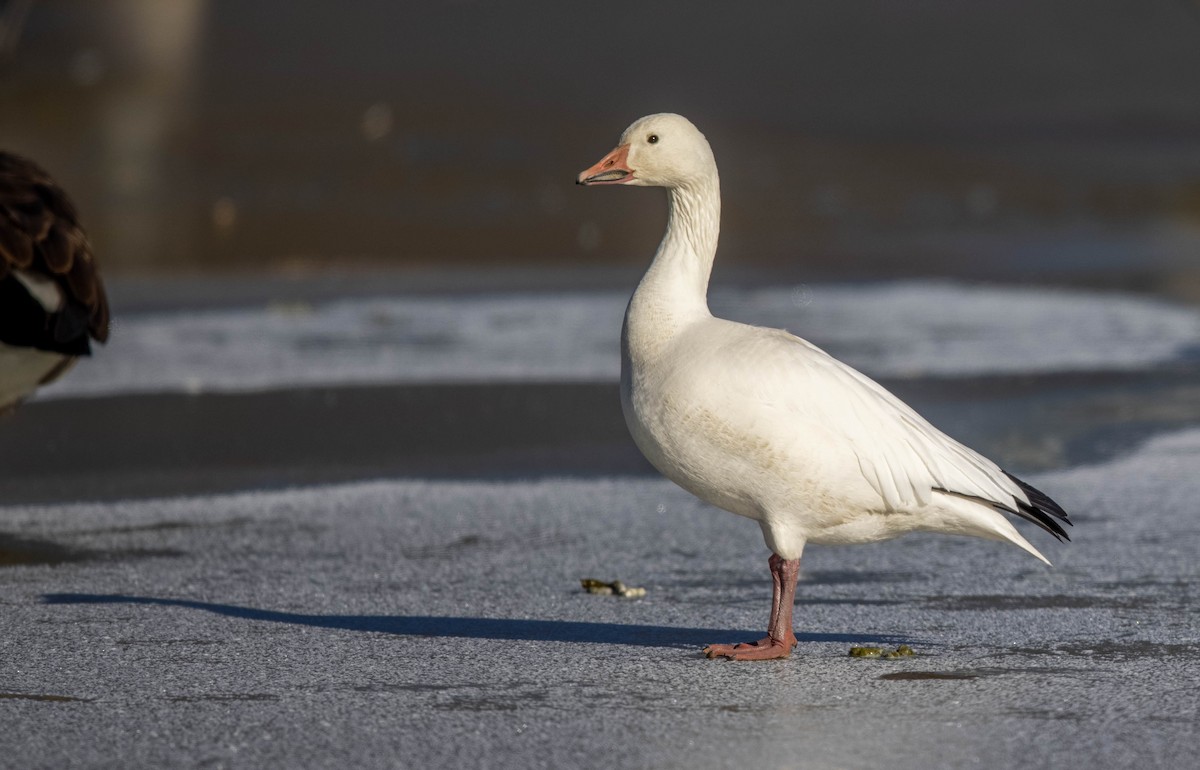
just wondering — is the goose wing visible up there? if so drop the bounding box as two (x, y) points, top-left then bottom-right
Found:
(0, 151), (109, 351)
(742, 327), (1070, 539)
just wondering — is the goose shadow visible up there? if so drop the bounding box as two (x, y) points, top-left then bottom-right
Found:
(42, 593), (912, 649)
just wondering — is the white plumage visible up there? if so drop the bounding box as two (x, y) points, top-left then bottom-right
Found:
(579, 113), (1069, 660)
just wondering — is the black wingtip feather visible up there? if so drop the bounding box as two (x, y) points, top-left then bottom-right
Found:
(1002, 471), (1072, 542)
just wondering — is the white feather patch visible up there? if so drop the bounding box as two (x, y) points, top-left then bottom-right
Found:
(13, 269), (65, 313)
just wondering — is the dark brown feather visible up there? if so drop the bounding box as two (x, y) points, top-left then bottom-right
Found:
(40, 221), (73, 272)
(0, 151), (109, 343)
(0, 214), (33, 266)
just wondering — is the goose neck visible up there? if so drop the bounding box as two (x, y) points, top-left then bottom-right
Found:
(640, 174), (721, 314)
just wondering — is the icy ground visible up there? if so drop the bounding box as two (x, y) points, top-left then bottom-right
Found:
(0, 428), (1197, 768)
(2, 279), (1198, 768)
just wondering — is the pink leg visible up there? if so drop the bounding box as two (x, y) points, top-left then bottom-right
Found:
(704, 554), (800, 661)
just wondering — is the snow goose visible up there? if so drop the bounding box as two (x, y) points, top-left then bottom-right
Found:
(0, 152), (109, 413)
(578, 113), (1070, 660)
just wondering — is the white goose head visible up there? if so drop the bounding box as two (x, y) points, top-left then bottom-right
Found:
(577, 113), (717, 190)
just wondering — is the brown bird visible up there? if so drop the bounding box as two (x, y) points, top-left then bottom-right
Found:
(0, 151), (109, 413)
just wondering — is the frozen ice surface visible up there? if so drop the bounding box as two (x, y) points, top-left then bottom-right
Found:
(1, 427), (1197, 768)
(39, 281), (1200, 398)
(6, 272), (1198, 767)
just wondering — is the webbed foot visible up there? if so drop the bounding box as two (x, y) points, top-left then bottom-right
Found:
(703, 633), (797, 661)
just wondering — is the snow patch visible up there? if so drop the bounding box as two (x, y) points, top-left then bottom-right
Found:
(38, 281), (1200, 398)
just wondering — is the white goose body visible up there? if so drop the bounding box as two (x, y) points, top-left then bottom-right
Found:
(622, 307), (1039, 558)
(580, 114), (1070, 660)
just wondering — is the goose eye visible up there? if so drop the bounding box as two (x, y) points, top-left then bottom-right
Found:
(647, 134), (659, 144)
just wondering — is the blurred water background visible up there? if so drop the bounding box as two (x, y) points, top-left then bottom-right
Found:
(2, 0), (1199, 295)
(2, 1), (1200, 498)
